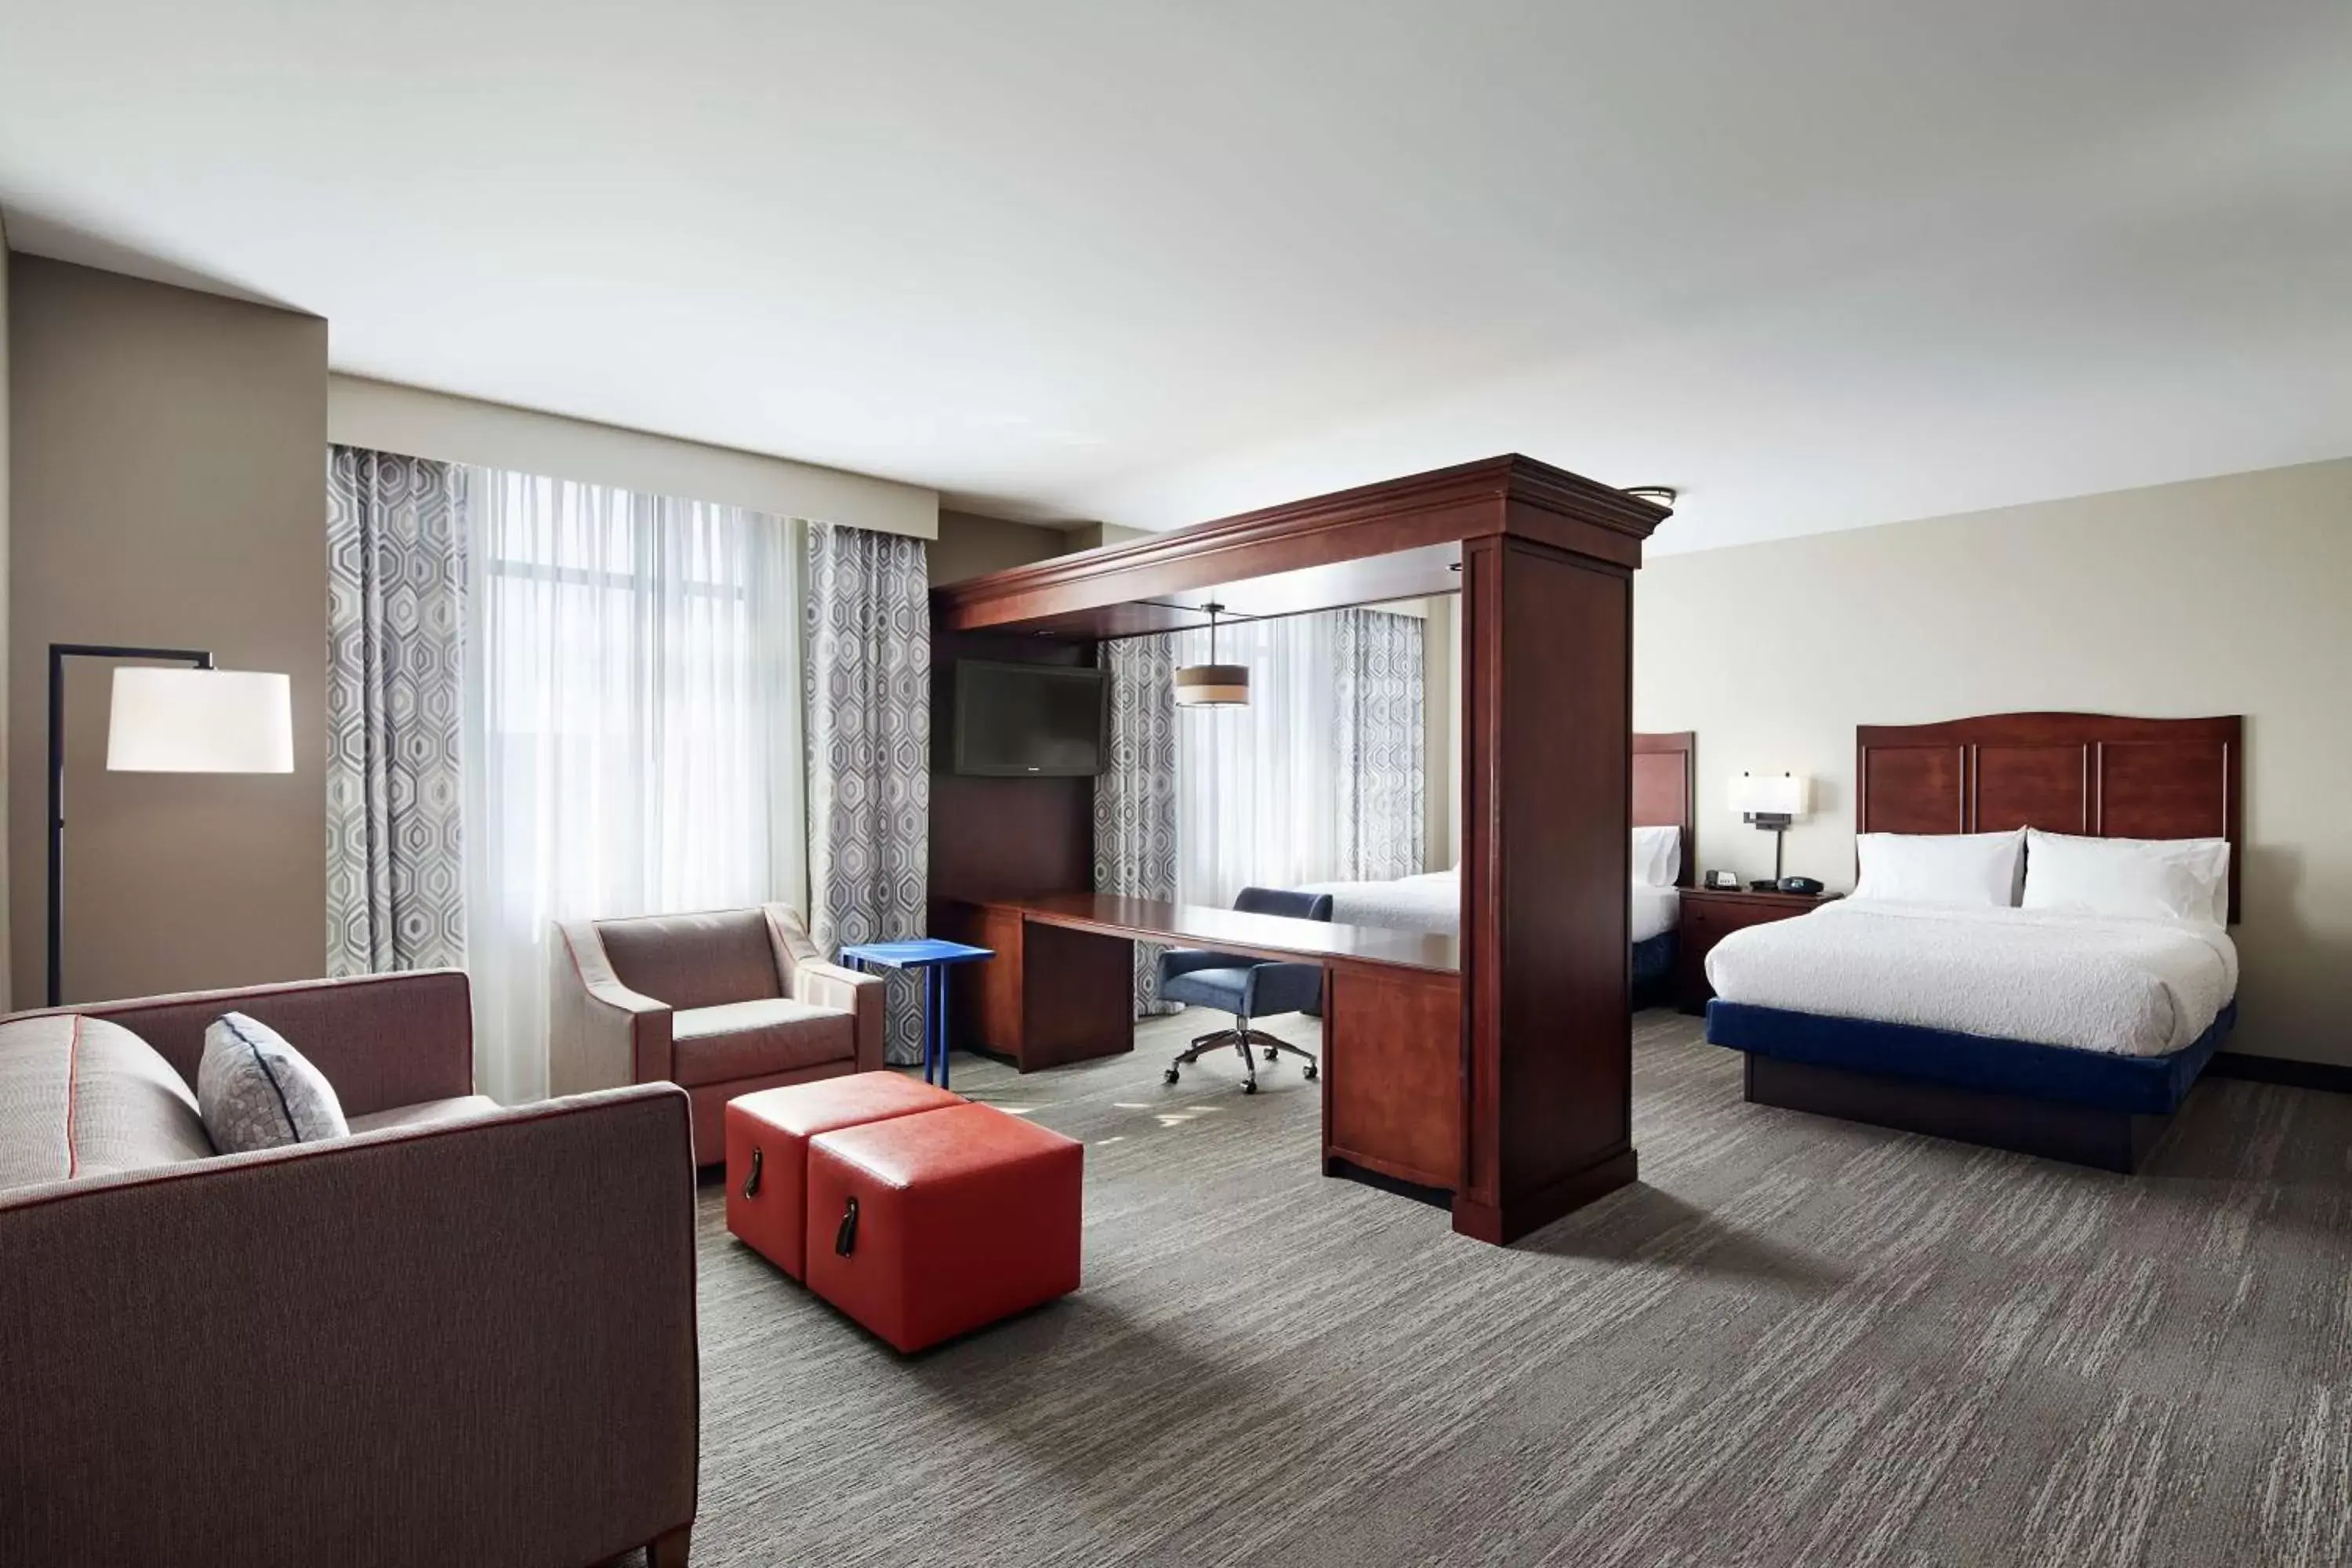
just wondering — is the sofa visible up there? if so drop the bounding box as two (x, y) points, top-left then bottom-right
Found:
(551, 902), (884, 1163)
(0, 970), (699, 1568)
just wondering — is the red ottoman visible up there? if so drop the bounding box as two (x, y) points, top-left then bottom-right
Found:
(804, 1103), (1083, 1353)
(726, 1072), (962, 1281)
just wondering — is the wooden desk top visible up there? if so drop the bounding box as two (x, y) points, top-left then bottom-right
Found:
(978, 892), (1459, 976)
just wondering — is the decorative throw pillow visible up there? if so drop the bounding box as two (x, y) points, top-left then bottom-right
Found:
(197, 1011), (348, 1152)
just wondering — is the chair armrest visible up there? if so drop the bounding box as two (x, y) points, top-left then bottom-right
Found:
(0, 1084), (699, 1568)
(1158, 948), (1240, 983)
(550, 920), (675, 1093)
(796, 960), (886, 1073)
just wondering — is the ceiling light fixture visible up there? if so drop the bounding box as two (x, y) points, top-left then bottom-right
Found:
(1624, 485), (1679, 512)
(1174, 602), (1250, 707)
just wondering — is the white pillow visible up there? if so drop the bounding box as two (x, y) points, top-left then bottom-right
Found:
(1852, 829), (2024, 907)
(1632, 825), (1682, 887)
(2021, 829), (2230, 925)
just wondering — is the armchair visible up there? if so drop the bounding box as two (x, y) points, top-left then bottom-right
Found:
(552, 903), (884, 1162)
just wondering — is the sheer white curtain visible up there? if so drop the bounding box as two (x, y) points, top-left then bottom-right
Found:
(462, 470), (807, 1103)
(1174, 615), (1343, 907)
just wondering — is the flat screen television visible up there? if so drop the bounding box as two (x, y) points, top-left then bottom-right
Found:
(951, 659), (1107, 777)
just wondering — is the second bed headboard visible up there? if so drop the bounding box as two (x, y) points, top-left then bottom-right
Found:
(1634, 731), (1697, 889)
(1854, 711), (2243, 922)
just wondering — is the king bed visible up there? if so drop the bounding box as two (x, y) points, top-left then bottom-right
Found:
(1295, 731), (1695, 1007)
(1703, 712), (2243, 1172)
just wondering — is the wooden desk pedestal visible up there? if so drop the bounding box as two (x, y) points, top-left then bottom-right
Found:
(1323, 964), (1463, 1192)
(946, 903), (1134, 1072)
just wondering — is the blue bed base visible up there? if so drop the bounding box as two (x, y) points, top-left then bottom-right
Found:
(1705, 999), (2237, 1117)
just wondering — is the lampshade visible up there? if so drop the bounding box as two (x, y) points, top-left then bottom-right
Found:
(107, 667), (294, 774)
(1174, 663), (1250, 706)
(1729, 771), (1809, 818)
(1174, 601), (1250, 707)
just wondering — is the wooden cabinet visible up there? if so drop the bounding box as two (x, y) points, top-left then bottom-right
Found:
(939, 902), (1134, 1071)
(1675, 888), (1839, 1014)
(1323, 964), (1463, 1192)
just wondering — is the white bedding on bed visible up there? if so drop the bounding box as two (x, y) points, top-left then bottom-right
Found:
(1631, 884), (1680, 945)
(1292, 869), (1681, 943)
(1294, 870), (1459, 933)
(1704, 899), (2238, 1057)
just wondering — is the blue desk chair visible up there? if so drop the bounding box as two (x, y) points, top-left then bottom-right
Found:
(1157, 887), (1333, 1095)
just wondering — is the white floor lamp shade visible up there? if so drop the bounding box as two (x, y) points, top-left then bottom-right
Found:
(107, 667), (294, 773)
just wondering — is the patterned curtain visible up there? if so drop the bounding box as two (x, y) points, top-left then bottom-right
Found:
(1334, 607), (1426, 882)
(325, 446), (470, 975)
(804, 523), (931, 1064)
(1094, 634), (1182, 1017)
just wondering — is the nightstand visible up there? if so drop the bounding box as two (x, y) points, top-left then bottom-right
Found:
(1676, 887), (1839, 1014)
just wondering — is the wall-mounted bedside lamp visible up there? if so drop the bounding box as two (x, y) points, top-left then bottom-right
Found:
(1729, 770), (1811, 884)
(48, 645), (294, 1006)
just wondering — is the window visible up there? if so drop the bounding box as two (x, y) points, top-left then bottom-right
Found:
(463, 470), (807, 1102)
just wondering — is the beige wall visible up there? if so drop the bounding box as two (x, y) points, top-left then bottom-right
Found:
(1635, 458), (2352, 1065)
(9, 258), (328, 1005)
(328, 374), (937, 540)
(928, 509), (1071, 585)
(1064, 521), (1152, 552)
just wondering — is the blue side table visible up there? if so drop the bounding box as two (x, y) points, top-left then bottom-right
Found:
(836, 938), (996, 1091)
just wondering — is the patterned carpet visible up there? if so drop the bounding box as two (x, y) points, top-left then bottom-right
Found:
(662, 1008), (2352, 1567)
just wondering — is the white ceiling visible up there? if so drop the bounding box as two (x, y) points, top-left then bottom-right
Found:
(3, 1), (2348, 554)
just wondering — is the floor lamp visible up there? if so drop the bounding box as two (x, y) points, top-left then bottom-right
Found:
(48, 644), (294, 1007)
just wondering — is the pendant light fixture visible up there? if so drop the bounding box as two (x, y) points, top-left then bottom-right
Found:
(1174, 602), (1250, 707)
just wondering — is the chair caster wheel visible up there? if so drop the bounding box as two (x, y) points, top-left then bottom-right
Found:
(1242, 1080), (1258, 1094)
(1305, 1065), (1319, 1081)
(1261, 1047), (1279, 1063)
(1163, 1068), (1180, 1085)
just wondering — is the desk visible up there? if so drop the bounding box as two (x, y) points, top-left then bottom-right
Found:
(947, 894), (1466, 1197)
(1012, 892), (1456, 973)
(929, 458), (1657, 1246)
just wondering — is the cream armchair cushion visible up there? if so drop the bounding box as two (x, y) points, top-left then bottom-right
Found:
(670, 999), (856, 1087)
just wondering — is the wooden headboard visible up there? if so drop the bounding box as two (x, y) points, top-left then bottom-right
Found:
(1634, 731), (1697, 889)
(1855, 712), (2243, 922)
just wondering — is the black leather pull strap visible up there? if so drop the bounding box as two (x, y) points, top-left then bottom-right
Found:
(742, 1145), (763, 1200)
(835, 1196), (860, 1256)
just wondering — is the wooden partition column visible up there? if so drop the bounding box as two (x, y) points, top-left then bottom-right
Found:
(1456, 524), (1639, 1240)
(930, 457), (1667, 1244)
